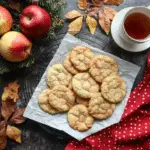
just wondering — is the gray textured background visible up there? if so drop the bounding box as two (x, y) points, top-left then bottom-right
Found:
(1, 0), (150, 150)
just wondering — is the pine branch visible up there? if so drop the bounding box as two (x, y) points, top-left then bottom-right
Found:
(38, 0), (67, 16)
(52, 16), (64, 29)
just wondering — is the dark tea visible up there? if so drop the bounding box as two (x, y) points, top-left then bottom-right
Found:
(124, 12), (150, 40)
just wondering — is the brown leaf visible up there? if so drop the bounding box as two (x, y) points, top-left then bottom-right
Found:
(1, 100), (16, 121)
(68, 16), (83, 35)
(10, 108), (25, 124)
(104, 6), (117, 21)
(86, 7), (100, 18)
(99, 10), (111, 35)
(98, 7), (117, 35)
(91, 0), (103, 7)
(65, 10), (83, 19)
(104, 0), (124, 6)
(2, 82), (20, 102)
(78, 0), (87, 10)
(0, 120), (7, 150)
(86, 15), (97, 35)
(8, 0), (21, 12)
(6, 125), (21, 143)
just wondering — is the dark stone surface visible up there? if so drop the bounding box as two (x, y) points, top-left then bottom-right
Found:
(0, 0), (150, 150)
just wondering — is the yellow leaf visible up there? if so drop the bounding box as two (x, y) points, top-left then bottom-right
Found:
(68, 16), (83, 35)
(78, 0), (87, 10)
(104, 0), (124, 6)
(86, 15), (97, 35)
(65, 10), (83, 19)
(6, 125), (21, 143)
(2, 82), (20, 102)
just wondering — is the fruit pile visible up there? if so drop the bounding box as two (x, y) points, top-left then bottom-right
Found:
(0, 5), (51, 62)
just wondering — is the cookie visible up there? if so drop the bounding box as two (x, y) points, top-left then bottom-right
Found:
(72, 73), (99, 98)
(46, 64), (72, 89)
(49, 85), (75, 112)
(76, 95), (90, 107)
(89, 55), (118, 83)
(68, 80), (73, 90)
(68, 104), (94, 131)
(64, 53), (79, 75)
(88, 93), (116, 119)
(101, 75), (126, 103)
(38, 89), (58, 114)
(70, 46), (94, 71)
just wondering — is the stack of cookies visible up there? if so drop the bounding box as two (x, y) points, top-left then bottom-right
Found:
(38, 46), (126, 132)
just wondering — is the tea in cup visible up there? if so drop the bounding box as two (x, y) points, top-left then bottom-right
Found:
(120, 7), (150, 44)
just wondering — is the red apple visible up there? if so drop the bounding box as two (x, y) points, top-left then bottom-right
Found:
(0, 6), (13, 35)
(0, 31), (32, 62)
(20, 5), (51, 38)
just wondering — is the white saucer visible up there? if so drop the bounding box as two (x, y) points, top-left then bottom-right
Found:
(111, 7), (150, 52)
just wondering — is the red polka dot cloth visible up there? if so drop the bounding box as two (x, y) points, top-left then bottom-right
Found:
(66, 54), (150, 150)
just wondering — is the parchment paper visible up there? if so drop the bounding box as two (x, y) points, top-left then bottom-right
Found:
(24, 33), (140, 140)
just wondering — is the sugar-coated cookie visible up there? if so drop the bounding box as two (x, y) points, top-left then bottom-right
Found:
(72, 73), (99, 98)
(46, 64), (72, 89)
(38, 89), (59, 114)
(101, 75), (126, 103)
(49, 85), (75, 112)
(89, 55), (118, 83)
(68, 104), (94, 131)
(70, 46), (94, 71)
(76, 95), (90, 107)
(64, 53), (79, 75)
(88, 93), (116, 119)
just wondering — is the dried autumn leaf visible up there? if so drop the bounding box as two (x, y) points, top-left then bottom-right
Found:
(86, 15), (97, 35)
(0, 120), (7, 150)
(78, 0), (87, 10)
(2, 82), (20, 102)
(98, 7), (117, 35)
(68, 16), (83, 35)
(2, 100), (16, 121)
(91, 0), (102, 7)
(65, 10), (82, 19)
(6, 125), (21, 143)
(8, 0), (21, 12)
(10, 108), (25, 124)
(104, 0), (124, 6)
(86, 7), (100, 18)
(104, 6), (117, 21)
(99, 10), (111, 35)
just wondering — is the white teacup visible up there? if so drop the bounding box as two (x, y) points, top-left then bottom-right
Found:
(120, 6), (150, 44)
